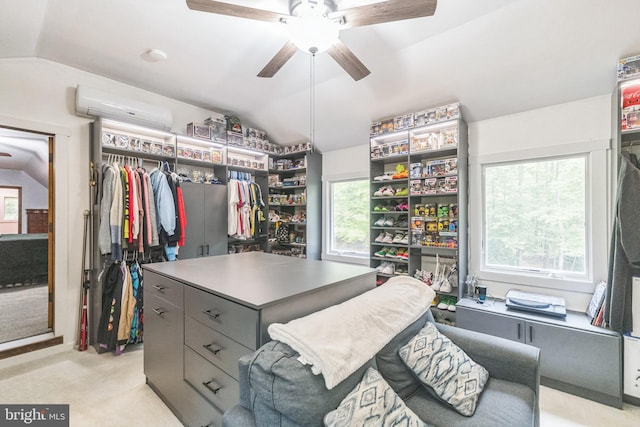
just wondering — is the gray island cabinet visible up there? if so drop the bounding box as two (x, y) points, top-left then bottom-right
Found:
(143, 252), (376, 427)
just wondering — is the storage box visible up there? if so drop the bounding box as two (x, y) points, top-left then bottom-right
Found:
(187, 123), (211, 140)
(618, 54), (640, 82)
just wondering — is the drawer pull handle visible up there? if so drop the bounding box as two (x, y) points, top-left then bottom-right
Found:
(152, 308), (165, 316)
(203, 343), (222, 355)
(203, 310), (221, 320)
(202, 380), (222, 395)
(152, 285), (165, 292)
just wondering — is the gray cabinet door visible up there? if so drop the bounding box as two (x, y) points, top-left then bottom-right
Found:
(457, 306), (524, 342)
(181, 182), (205, 259)
(144, 293), (184, 405)
(204, 184), (228, 256)
(525, 319), (621, 396)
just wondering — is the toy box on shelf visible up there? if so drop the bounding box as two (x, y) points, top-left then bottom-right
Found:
(410, 122), (459, 154)
(176, 135), (225, 165)
(618, 54), (640, 83)
(621, 80), (640, 131)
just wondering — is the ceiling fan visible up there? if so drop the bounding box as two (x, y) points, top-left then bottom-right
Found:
(186, 0), (438, 81)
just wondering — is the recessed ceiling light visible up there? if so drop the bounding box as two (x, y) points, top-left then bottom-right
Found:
(141, 48), (168, 63)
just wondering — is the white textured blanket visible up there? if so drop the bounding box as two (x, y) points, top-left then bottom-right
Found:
(267, 276), (436, 389)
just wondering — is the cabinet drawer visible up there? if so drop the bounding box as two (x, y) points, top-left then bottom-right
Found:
(185, 316), (252, 381)
(185, 286), (259, 349)
(144, 270), (184, 308)
(185, 346), (240, 413)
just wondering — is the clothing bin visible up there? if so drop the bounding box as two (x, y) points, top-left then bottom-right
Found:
(624, 334), (640, 399)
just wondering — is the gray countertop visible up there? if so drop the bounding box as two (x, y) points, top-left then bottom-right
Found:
(143, 252), (376, 309)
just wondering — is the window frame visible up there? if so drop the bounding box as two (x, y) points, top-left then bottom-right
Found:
(469, 140), (610, 294)
(322, 172), (370, 265)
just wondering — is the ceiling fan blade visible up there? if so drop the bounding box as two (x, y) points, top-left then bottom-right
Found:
(329, 0), (437, 28)
(327, 40), (370, 81)
(186, 0), (289, 24)
(257, 41), (298, 78)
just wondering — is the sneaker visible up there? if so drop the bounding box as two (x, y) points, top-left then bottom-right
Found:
(399, 248), (409, 260)
(395, 187), (409, 196)
(373, 187), (387, 197)
(399, 233), (409, 245)
(431, 278), (442, 291)
(376, 262), (387, 272)
(381, 187), (396, 196)
(395, 219), (409, 228)
(382, 232), (394, 243)
(374, 232), (385, 243)
(448, 299), (457, 312)
(381, 263), (395, 275)
(437, 297), (450, 310)
(385, 247), (398, 258)
(439, 279), (453, 293)
(373, 217), (386, 227)
(431, 295), (439, 307)
(374, 248), (388, 257)
(392, 233), (404, 244)
(373, 204), (384, 212)
(383, 217), (395, 227)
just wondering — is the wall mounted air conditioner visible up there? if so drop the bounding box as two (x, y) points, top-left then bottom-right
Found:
(75, 85), (173, 131)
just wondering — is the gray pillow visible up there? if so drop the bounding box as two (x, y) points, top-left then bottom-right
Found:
(399, 322), (489, 416)
(324, 367), (428, 427)
(375, 310), (433, 399)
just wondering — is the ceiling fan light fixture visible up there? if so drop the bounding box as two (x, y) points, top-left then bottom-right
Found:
(287, 14), (339, 54)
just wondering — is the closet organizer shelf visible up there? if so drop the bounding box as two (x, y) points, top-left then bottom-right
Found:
(369, 104), (468, 325)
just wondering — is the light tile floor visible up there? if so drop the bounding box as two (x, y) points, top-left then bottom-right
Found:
(0, 346), (639, 426)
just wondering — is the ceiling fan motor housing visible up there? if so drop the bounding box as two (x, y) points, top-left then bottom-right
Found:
(290, 0), (337, 16)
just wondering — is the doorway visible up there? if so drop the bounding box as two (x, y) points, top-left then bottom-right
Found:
(0, 126), (54, 349)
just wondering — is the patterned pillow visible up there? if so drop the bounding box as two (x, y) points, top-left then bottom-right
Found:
(399, 322), (489, 416)
(324, 367), (427, 427)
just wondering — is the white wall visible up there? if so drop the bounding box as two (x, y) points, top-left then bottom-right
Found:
(0, 169), (48, 233)
(0, 57), (229, 359)
(468, 95), (612, 310)
(321, 96), (613, 311)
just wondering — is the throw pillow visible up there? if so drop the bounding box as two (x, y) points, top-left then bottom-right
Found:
(324, 367), (428, 427)
(399, 322), (489, 416)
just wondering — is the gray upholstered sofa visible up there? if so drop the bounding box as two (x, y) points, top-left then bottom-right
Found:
(222, 309), (540, 427)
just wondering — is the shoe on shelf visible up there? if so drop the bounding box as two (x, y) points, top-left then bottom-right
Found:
(431, 295), (439, 307)
(431, 278), (442, 291)
(374, 172), (394, 181)
(374, 232), (385, 243)
(437, 298), (449, 310)
(396, 202), (408, 211)
(399, 248), (409, 260)
(392, 164), (409, 180)
(383, 217), (395, 227)
(448, 299), (457, 312)
(376, 262), (386, 272)
(382, 232), (394, 244)
(439, 279), (453, 293)
(381, 263), (395, 275)
(399, 233), (409, 245)
(373, 187), (386, 197)
(395, 187), (409, 196)
(374, 248), (388, 257)
(392, 232), (404, 244)
(381, 187), (396, 197)
(373, 217), (386, 227)
(385, 247), (398, 258)
(373, 204), (384, 212)
(395, 219), (409, 228)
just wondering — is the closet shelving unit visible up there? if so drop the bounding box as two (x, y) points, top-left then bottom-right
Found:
(267, 150), (322, 259)
(369, 105), (468, 324)
(226, 145), (270, 254)
(89, 118), (177, 351)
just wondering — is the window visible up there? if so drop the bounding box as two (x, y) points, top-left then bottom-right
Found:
(483, 155), (587, 278)
(4, 197), (18, 220)
(324, 178), (369, 262)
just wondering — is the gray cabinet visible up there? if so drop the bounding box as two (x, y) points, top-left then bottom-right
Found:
(456, 298), (622, 408)
(180, 182), (228, 259)
(143, 252), (376, 425)
(143, 271), (184, 411)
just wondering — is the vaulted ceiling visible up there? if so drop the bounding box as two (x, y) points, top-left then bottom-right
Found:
(2, 0), (640, 153)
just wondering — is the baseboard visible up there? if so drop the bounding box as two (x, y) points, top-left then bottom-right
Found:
(0, 336), (68, 364)
(542, 376), (622, 409)
(624, 394), (640, 407)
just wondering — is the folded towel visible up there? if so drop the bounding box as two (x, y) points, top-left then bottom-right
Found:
(267, 276), (436, 389)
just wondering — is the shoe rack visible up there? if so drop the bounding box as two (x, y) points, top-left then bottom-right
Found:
(369, 103), (468, 323)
